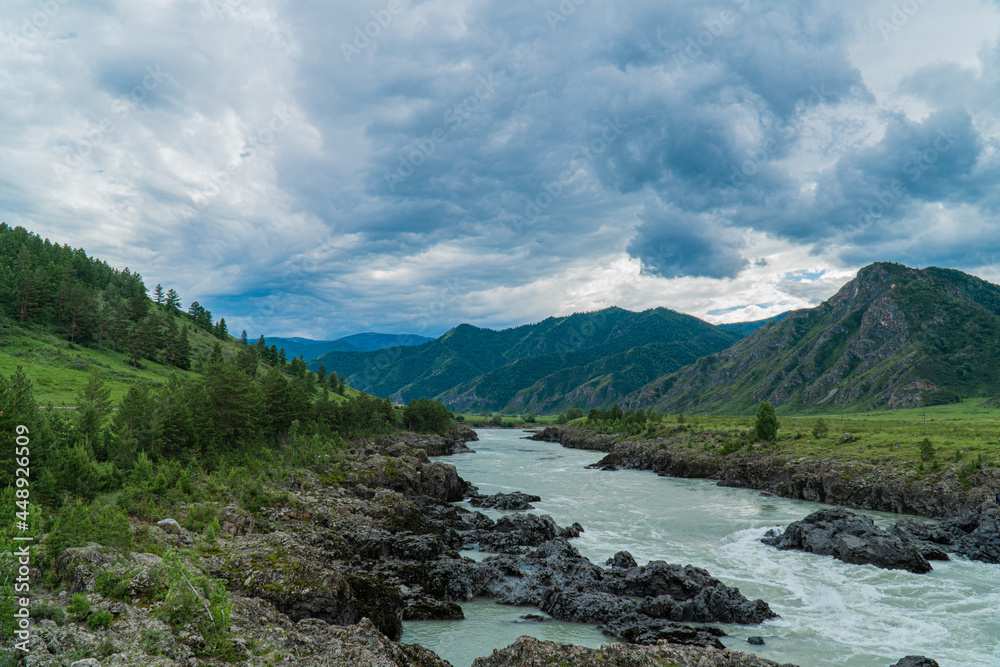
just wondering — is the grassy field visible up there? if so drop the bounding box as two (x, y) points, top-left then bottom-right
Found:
(499, 399), (1000, 479)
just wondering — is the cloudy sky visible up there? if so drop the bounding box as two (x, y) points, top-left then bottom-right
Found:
(3, 0), (1000, 339)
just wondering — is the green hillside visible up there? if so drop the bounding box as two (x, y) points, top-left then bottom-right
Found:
(0, 224), (359, 406)
(625, 263), (1000, 415)
(310, 307), (741, 413)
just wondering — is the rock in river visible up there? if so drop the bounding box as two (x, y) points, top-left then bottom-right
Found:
(762, 508), (932, 573)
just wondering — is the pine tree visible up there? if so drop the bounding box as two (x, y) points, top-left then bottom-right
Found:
(14, 246), (44, 322)
(126, 319), (153, 368)
(754, 401), (779, 442)
(317, 365), (327, 385)
(165, 288), (180, 313)
(240, 329), (249, 346)
(236, 344), (258, 378)
(278, 347), (287, 364)
(154, 284), (165, 305)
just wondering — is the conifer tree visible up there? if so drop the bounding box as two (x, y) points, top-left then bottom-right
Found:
(165, 288), (180, 313)
(154, 284), (165, 305)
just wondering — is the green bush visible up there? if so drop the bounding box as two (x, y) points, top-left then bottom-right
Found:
(88, 609), (113, 630)
(919, 438), (935, 461)
(68, 593), (91, 621)
(32, 603), (66, 626)
(811, 418), (830, 439)
(95, 570), (131, 601)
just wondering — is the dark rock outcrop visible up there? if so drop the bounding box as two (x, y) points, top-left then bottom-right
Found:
(471, 636), (800, 667)
(931, 506), (1000, 563)
(891, 657), (940, 667)
(762, 508), (932, 574)
(470, 491), (542, 510)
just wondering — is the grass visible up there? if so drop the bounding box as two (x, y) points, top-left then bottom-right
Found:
(0, 318), (362, 406)
(574, 398), (1000, 470)
(0, 325), (180, 405)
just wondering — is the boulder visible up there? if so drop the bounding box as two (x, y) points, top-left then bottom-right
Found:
(762, 508), (932, 574)
(931, 506), (1000, 563)
(470, 635), (799, 666)
(156, 518), (181, 534)
(470, 491), (542, 510)
(890, 658), (940, 667)
(606, 551), (638, 569)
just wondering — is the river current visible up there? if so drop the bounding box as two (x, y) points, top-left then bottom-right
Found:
(401, 429), (1000, 667)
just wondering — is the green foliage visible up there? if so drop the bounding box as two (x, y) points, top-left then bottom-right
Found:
(68, 593), (91, 621)
(811, 418), (830, 439)
(754, 401), (779, 441)
(96, 504), (132, 554)
(156, 551), (232, 651)
(88, 609), (113, 630)
(95, 570), (132, 601)
(919, 438), (936, 461)
(32, 603), (66, 626)
(204, 517), (222, 545)
(402, 398), (454, 434)
(586, 405), (652, 435)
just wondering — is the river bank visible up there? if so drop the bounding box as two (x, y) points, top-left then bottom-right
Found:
(530, 425), (1000, 519)
(6, 425), (803, 667)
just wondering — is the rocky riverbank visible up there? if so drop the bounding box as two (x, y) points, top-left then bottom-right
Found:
(530, 426), (1000, 519)
(7, 425), (789, 667)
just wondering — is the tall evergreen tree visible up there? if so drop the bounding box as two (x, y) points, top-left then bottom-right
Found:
(153, 284), (165, 305)
(165, 288), (180, 313)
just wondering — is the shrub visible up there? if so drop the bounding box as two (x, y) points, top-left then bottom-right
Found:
(88, 609), (113, 630)
(919, 438), (935, 461)
(68, 593), (91, 621)
(32, 603), (65, 626)
(811, 418), (829, 439)
(95, 570), (131, 601)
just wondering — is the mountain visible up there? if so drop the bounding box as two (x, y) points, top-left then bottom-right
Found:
(265, 333), (434, 362)
(625, 263), (1000, 414)
(718, 313), (789, 337)
(308, 307), (742, 412)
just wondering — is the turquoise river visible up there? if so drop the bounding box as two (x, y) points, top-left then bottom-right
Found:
(401, 428), (1000, 667)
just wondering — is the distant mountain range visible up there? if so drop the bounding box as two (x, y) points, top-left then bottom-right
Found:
(266, 333), (434, 361)
(307, 307), (747, 412)
(624, 262), (1000, 414)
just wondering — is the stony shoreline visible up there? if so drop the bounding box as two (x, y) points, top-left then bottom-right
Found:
(5, 425), (800, 667)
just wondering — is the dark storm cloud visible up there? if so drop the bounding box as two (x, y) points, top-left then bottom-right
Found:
(627, 201), (748, 279)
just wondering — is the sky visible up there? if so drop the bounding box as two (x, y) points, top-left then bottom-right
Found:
(3, 0), (1000, 340)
